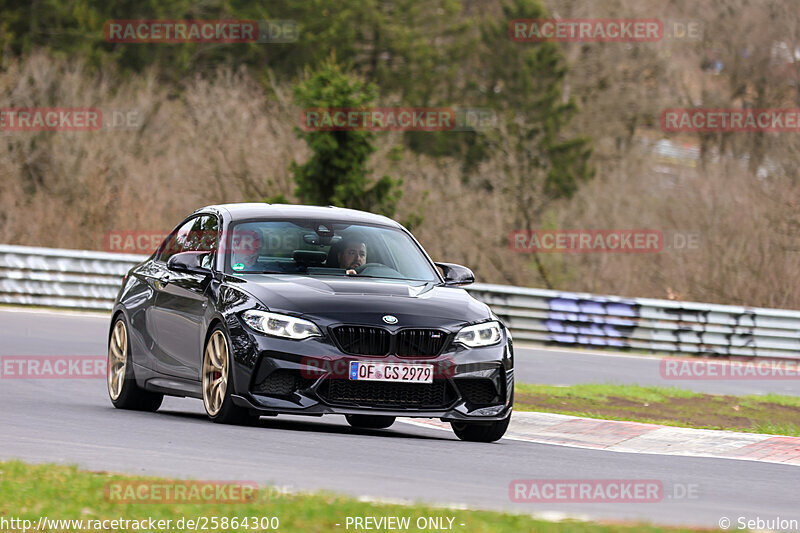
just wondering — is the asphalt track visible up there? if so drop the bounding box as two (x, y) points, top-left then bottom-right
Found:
(3, 307), (798, 396)
(2, 308), (800, 529)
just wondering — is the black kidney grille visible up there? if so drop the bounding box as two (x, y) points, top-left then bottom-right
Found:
(332, 326), (391, 356)
(332, 326), (447, 356)
(396, 329), (448, 356)
(319, 379), (452, 408)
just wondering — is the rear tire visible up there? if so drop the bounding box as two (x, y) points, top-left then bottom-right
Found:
(451, 414), (510, 443)
(345, 415), (396, 429)
(203, 326), (259, 425)
(107, 317), (163, 412)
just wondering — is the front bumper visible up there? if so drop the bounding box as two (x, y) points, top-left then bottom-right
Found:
(227, 320), (514, 422)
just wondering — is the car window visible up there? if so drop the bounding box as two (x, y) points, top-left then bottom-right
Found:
(378, 230), (438, 281)
(157, 218), (197, 263)
(186, 215), (218, 253)
(157, 215), (218, 263)
(224, 219), (439, 282)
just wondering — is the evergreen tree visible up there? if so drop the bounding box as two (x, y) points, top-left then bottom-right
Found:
(479, 0), (594, 287)
(290, 57), (401, 217)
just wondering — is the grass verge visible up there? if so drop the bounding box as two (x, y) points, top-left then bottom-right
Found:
(0, 460), (710, 533)
(514, 383), (800, 436)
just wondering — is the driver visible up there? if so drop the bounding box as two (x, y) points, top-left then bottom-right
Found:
(232, 230), (262, 271)
(337, 239), (367, 275)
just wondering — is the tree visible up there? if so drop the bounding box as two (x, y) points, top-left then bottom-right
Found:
(290, 56), (402, 217)
(476, 0), (594, 287)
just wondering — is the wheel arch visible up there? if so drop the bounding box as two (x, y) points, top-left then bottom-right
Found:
(108, 308), (127, 342)
(202, 316), (243, 391)
(203, 316), (227, 347)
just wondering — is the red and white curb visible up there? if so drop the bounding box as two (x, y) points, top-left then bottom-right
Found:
(399, 412), (800, 466)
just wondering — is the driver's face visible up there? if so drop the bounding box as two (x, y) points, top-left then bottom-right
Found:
(235, 233), (261, 267)
(241, 251), (259, 267)
(338, 243), (366, 269)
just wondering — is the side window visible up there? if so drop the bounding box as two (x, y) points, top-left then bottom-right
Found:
(186, 215), (219, 254)
(158, 218), (196, 263)
(156, 215), (218, 263)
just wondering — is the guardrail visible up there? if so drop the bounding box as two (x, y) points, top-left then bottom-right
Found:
(0, 244), (144, 311)
(469, 284), (800, 360)
(2, 244), (798, 359)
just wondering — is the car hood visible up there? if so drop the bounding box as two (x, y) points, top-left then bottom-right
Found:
(230, 274), (491, 327)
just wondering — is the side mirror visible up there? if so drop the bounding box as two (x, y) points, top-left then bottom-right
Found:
(435, 262), (475, 286)
(167, 251), (212, 276)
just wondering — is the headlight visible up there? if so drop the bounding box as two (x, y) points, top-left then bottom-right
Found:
(242, 310), (321, 340)
(454, 320), (502, 347)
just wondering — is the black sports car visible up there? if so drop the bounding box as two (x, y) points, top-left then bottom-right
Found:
(107, 203), (514, 442)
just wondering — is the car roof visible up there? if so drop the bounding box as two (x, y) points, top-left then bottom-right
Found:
(194, 203), (403, 228)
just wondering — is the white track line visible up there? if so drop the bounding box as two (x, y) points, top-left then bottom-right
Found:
(514, 342), (665, 361)
(0, 306), (109, 318)
(397, 418), (800, 468)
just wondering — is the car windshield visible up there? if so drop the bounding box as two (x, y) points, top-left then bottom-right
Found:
(223, 219), (440, 282)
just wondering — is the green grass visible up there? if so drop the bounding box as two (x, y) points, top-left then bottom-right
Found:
(514, 383), (800, 436)
(0, 460), (712, 533)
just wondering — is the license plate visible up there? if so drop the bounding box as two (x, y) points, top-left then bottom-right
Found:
(349, 361), (434, 384)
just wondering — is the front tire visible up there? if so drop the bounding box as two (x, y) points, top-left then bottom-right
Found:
(107, 317), (163, 412)
(202, 326), (259, 425)
(345, 415), (396, 429)
(451, 414), (510, 442)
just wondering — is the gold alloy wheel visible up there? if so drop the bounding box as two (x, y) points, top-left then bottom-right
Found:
(203, 330), (229, 416)
(107, 320), (128, 400)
